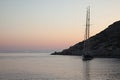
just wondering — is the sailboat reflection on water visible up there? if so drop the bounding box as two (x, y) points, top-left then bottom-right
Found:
(83, 61), (90, 80)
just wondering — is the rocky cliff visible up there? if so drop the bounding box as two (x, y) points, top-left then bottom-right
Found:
(51, 21), (120, 57)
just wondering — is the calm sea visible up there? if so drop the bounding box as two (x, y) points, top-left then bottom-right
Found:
(0, 53), (120, 80)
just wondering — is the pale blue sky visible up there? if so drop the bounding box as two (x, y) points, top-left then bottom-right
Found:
(0, 0), (120, 52)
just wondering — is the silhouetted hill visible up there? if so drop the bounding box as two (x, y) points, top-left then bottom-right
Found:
(51, 21), (120, 57)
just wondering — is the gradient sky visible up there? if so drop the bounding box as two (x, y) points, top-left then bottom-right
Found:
(0, 0), (120, 52)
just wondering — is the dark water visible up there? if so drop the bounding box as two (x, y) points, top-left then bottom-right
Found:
(0, 53), (120, 80)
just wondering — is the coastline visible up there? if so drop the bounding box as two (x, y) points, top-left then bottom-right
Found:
(51, 21), (120, 58)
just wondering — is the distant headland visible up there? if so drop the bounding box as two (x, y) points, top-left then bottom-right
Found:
(51, 20), (120, 58)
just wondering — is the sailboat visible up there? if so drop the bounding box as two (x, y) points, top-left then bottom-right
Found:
(82, 6), (93, 61)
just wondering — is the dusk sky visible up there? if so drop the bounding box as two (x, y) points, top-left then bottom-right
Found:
(0, 0), (120, 52)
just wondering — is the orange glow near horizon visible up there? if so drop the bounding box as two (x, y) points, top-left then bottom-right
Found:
(0, 28), (83, 50)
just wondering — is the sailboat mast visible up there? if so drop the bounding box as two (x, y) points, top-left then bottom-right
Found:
(82, 0), (93, 61)
(86, 6), (90, 40)
(84, 6), (90, 56)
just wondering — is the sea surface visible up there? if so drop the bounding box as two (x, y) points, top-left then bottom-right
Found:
(0, 53), (120, 80)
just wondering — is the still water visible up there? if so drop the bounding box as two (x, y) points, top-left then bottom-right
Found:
(0, 53), (120, 80)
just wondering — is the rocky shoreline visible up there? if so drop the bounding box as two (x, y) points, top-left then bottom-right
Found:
(51, 21), (120, 58)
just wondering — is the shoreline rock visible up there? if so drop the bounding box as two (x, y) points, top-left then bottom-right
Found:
(51, 20), (120, 58)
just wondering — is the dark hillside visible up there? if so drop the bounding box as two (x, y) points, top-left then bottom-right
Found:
(51, 21), (120, 57)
